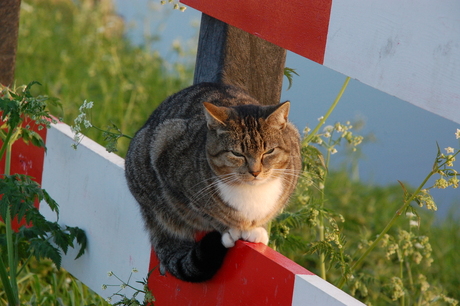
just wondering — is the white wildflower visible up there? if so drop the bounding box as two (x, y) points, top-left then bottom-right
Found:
(83, 119), (92, 128)
(323, 125), (334, 133)
(79, 100), (94, 112)
(335, 123), (344, 132)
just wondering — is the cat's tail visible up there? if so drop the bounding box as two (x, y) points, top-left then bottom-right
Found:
(156, 231), (228, 283)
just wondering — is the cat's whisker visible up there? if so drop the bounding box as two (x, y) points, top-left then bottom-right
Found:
(191, 173), (240, 204)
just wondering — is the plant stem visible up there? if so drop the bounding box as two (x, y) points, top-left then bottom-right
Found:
(303, 76), (350, 146)
(399, 253), (405, 306)
(0, 128), (15, 164)
(337, 170), (434, 289)
(3, 139), (20, 304)
(300, 76), (350, 281)
(0, 254), (18, 305)
(5, 142), (12, 177)
(318, 144), (332, 280)
(92, 125), (132, 139)
(318, 226), (326, 279)
(405, 260), (414, 304)
(5, 208), (19, 304)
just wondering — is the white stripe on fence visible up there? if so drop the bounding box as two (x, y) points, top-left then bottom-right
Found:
(39, 122), (151, 300)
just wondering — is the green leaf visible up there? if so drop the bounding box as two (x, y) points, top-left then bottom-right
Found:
(29, 238), (62, 269)
(52, 228), (71, 255)
(66, 226), (87, 259)
(20, 127), (32, 145)
(284, 67), (299, 90)
(30, 130), (46, 149)
(42, 189), (59, 216)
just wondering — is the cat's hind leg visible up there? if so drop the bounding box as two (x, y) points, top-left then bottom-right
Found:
(156, 231), (228, 282)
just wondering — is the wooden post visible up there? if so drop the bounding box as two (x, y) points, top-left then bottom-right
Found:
(0, 0), (21, 87)
(194, 14), (286, 106)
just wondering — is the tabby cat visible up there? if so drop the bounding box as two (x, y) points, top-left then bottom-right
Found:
(125, 82), (301, 282)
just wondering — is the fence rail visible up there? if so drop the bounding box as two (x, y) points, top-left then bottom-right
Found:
(33, 121), (363, 305)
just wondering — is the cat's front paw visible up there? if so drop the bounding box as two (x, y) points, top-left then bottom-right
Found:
(221, 228), (242, 248)
(241, 227), (269, 245)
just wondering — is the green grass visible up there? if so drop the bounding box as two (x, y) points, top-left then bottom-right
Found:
(326, 170), (459, 303)
(13, 260), (109, 306)
(8, 0), (460, 305)
(16, 0), (193, 157)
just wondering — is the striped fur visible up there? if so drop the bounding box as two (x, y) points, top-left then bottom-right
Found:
(125, 83), (301, 282)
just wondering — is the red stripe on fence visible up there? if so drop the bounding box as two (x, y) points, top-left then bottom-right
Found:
(0, 119), (47, 229)
(148, 241), (314, 305)
(181, 0), (332, 64)
(5, 122), (47, 187)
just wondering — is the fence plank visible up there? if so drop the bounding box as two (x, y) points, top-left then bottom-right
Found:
(182, 0), (460, 124)
(148, 241), (312, 305)
(39, 123), (151, 300)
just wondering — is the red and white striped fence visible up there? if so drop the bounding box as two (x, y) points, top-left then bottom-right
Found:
(30, 121), (363, 305)
(6, 0), (459, 304)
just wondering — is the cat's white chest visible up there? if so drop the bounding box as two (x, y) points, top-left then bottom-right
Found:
(217, 178), (283, 222)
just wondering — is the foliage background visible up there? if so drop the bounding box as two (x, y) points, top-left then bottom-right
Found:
(17, 0), (193, 157)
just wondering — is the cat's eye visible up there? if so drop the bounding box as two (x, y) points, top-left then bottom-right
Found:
(230, 151), (244, 157)
(264, 148), (275, 155)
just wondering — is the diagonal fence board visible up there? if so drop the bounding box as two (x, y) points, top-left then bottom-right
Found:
(148, 241), (365, 305)
(148, 241), (312, 305)
(28, 122), (364, 305)
(181, 0), (460, 124)
(38, 122), (152, 300)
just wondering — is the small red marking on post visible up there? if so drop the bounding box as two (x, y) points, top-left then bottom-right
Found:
(181, 0), (333, 64)
(148, 241), (313, 305)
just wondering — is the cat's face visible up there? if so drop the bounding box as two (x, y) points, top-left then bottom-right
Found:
(204, 102), (293, 185)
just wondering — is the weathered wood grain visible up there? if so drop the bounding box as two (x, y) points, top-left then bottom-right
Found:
(0, 0), (21, 86)
(194, 14), (286, 106)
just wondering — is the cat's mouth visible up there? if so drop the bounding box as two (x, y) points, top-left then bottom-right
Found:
(240, 176), (268, 186)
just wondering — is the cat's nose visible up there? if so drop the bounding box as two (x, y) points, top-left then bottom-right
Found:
(249, 170), (261, 177)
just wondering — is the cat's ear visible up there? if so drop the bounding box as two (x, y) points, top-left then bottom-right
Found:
(203, 102), (230, 130)
(266, 101), (290, 130)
